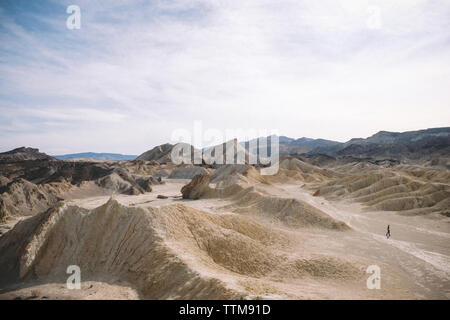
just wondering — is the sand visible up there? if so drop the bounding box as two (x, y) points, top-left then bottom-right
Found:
(1, 161), (449, 300)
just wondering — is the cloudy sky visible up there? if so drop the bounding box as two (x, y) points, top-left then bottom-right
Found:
(0, 0), (449, 154)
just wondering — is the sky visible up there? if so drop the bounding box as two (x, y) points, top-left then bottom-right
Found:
(0, 0), (449, 155)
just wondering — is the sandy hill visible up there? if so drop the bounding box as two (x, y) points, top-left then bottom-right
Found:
(313, 164), (450, 217)
(0, 158), (446, 299)
(0, 198), (365, 299)
(0, 160), (160, 224)
(0, 136), (449, 300)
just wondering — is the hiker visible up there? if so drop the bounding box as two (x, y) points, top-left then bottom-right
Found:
(386, 225), (391, 239)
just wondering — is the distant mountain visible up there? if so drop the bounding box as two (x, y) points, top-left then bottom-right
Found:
(0, 147), (57, 162)
(204, 139), (253, 166)
(242, 136), (341, 156)
(241, 127), (450, 161)
(54, 152), (137, 161)
(278, 136), (341, 155)
(136, 143), (202, 164)
(308, 127), (450, 160)
(136, 127), (450, 164)
(136, 143), (174, 163)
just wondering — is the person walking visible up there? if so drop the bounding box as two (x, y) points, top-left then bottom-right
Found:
(386, 224), (391, 239)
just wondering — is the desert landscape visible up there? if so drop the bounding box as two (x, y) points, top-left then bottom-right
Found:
(1, 1), (450, 304)
(0, 128), (449, 300)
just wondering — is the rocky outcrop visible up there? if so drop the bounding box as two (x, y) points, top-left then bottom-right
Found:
(135, 177), (153, 192)
(181, 174), (211, 199)
(135, 143), (174, 163)
(136, 143), (202, 164)
(0, 161), (155, 223)
(0, 147), (57, 162)
(0, 179), (61, 222)
(0, 176), (11, 188)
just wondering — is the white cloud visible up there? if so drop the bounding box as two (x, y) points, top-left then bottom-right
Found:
(0, 0), (449, 154)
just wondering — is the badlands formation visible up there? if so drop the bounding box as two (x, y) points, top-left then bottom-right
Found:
(0, 136), (449, 300)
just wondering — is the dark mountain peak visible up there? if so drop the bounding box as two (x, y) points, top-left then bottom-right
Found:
(0, 147), (56, 162)
(6, 147), (38, 153)
(295, 137), (314, 143)
(278, 136), (295, 144)
(242, 135), (341, 156)
(136, 142), (200, 163)
(309, 127), (450, 160)
(370, 130), (400, 137)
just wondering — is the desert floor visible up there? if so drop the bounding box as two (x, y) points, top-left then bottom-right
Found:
(2, 178), (448, 300)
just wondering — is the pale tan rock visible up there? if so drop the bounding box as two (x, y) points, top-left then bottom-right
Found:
(181, 174), (211, 199)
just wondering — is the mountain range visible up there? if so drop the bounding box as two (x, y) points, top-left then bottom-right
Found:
(0, 147), (57, 162)
(2, 127), (448, 164)
(302, 127), (450, 160)
(53, 152), (137, 161)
